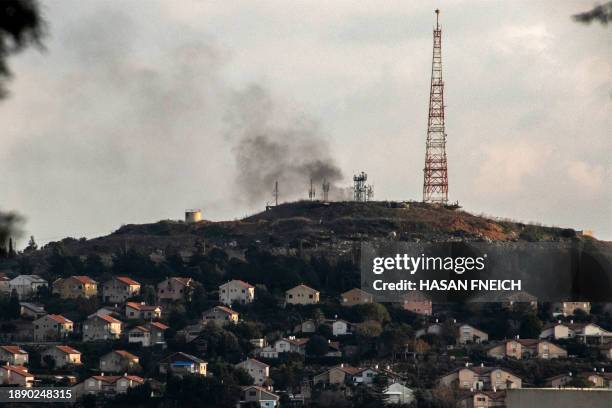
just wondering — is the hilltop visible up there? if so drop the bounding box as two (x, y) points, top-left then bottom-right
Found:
(39, 201), (589, 258)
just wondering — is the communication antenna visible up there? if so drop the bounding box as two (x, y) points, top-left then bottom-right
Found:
(273, 180), (279, 206)
(366, 185), (374, 201)
(423, 8), (449, 204)
(353, 172), (370, 202)
(322, 179), (330, 202)
(308, 178), (316, 201)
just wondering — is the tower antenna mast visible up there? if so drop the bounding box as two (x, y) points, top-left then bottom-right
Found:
(273, 180), (279, 206)
(422, 8), (449, 204)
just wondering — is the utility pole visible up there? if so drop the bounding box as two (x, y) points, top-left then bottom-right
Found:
(322, 179), (330, 202)
(273, 180), (279, 206)
(308, 178), (316, 201)
(423, 9), (449, 204)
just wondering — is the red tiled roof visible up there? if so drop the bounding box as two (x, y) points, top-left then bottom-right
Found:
(172, 277), (192, 286)
(126, 302), (160, 311)
(516, 339), (540, 347)
(341, 288), (372, 297)
(284, 337), (308, 346)
(149, 322), (169, 330)
(212, 305), (239, 315)
(124, 375), (145, 384)
(93, 314), (121, 324)
(113, 350), (139, 361)
(91, 375), (145, 385)
(0, 345), (27, 355)
(55, 345), (80, 355)
(241, 358), (269, 369)
(332, 364), (362, 375)
(131, 326), (150, 333)
(72, 276), (96, 285)
(47, 314), (73, 324)
(287, 284), (318, 293)
(115, 276), (140, 286)
(92, 375), (121, 384)
(1, 365), (30, 377)
(224, 279), (254, 289)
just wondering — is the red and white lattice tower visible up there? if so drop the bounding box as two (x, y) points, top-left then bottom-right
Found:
(423, 9), (448, 204)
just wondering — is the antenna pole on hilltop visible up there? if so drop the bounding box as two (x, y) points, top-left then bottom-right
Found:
(322, 179), (330, 202)
(423, 8), (449, 205)
(273, 180), (279, 206)
(308, 178), (316, 201)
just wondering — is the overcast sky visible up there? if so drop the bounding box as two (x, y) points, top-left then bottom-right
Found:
(1, 0), (610, 245)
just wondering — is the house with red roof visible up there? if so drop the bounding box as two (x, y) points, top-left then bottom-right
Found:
(486, 338), (567, 359)
(159, 352), (207, 377)
(33, 314), (74, 341)
(156, 277), (194, 302)
(53, 276), (98, 299)
(219, 279), (255, 306)
(0, 365), (34, 387)
(340, 288), (373, 306)
(236, 358), (270, 386)
(285, 284), (320, 305)
(238, 385), (279, 408)
(313, 364), (364, 385)
(457, 390), (506, 408)
(125, 302), (162, 320)
(83, 314), (122, 341)
(99, 350), (140, 373)
(0, 345), (28, 365)
(439, 365), (522, 390)
(128, 322), (169, 347)
(202, 305), (239, 326)
(41, 345), (82, 368)
(102, 276), (141, 303)
(76, 374), (145, 397)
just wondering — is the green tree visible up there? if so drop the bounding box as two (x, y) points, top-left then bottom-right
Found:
(306, 334), (329, 357)
(7, 289), (20, 318)
(519, 314), (542, 339)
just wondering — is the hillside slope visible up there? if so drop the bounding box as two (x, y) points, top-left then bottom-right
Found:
(43, 201), (589, 257)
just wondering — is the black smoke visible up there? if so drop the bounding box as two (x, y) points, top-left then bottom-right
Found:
(228, 85), (343, 204)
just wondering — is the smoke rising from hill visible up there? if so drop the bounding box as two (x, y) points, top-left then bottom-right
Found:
(228, 85), (343, 204)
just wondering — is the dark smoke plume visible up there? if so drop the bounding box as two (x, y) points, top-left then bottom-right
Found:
(0, 210), (23, 250)
(229, 85), (343, 204)
(573, 2), (612, 25)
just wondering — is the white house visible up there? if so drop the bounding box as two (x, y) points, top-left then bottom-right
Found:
(0, 365), (34, 387)
(385, 383), (415, 405)
(219, 280), (255, 306)
(238, 386), (279, 408)
(257, 337), (308, 358)
(0, 345), (28, 365)
(236, 358), (270, 386)
(202, 305), (239, 326)
(9, 275), (48, 299)
(125, 302), (162, 320)
(75, 375), (145, 397)
(82, 314), (122, 342)
(540, 321), (612, 343)
(128, 322), (168, 347)
(327, 319), (351, 336)
(102, 276), (141, 303)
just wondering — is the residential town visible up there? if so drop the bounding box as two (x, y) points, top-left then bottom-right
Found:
(0, 245), (612, 408)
